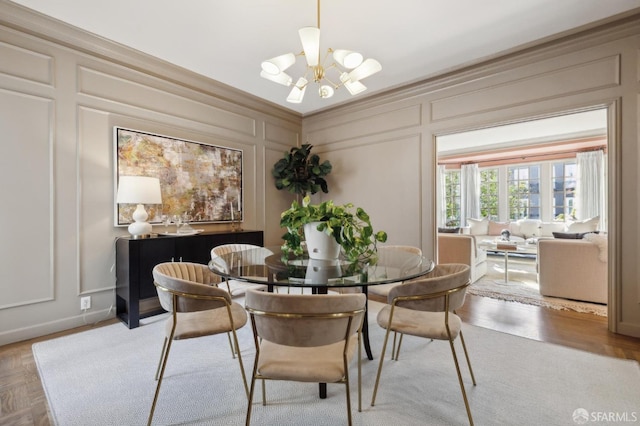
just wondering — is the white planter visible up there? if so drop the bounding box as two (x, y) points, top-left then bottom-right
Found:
(304, 222), (341, 260)
(305, 259), (342, 284)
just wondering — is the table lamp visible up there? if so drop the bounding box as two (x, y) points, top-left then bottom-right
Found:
(116, 175), (162, 238)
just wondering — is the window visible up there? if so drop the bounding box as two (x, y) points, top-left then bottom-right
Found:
(444, 170), (461, 226)
(552, 161), (576, 220)
(480, 168), (499, 219)
(508, 165), (540, 219)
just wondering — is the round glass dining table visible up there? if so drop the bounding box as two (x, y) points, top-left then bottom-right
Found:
(208, 245), (435, 361)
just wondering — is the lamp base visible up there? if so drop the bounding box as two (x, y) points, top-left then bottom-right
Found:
(128, 204), (153, 238)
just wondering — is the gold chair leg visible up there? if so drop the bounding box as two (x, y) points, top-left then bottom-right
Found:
(391, 332), (398, 360)
(448, 336), (474, 426)
(344, 357), (353, 426)
(148, 331), (175, 426)
(358, 331), (362, 413)
(458, 330), (476, 385)
(261, 379), (266, 405)
(371, 325), (393, 406)
(395, 333), (404, 360)
(230, 329), (249, 398)
(154, 337), (169, 381)
(226, 332), (235, 359)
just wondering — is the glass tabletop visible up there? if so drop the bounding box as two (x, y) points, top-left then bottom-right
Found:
(208, 245), (434, 288)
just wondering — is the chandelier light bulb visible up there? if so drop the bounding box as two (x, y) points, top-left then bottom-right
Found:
(339, 72), (367, 95)
(261, 53), (296, 75)
(318, 85), (334, 98)
(333, 49), (363, 69)
(260, 70), (293, 86)
(287, 77), (308, 103)
(348, 58), (382, 83)
(299, 27), (321, 67)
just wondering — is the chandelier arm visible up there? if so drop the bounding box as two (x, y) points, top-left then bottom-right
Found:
(322, 74), (342, 89)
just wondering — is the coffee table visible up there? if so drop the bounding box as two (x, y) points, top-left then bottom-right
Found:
(479, 240), (537, 284)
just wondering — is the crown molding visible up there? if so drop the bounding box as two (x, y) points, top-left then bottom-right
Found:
(0, 1), (302, 124)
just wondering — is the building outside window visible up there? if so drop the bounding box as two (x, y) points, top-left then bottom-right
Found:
(480, 168), (499, 219)
(552, 161), (577, 220)
(508, 165), (541, 219)
(444, 170), (461, 226)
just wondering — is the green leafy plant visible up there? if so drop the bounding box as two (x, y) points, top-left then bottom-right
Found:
(280, 195), (388, 262)
(272, 144), (332, 195)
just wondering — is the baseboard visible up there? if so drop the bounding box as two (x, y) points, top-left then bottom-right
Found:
(0, 308), (115, 346)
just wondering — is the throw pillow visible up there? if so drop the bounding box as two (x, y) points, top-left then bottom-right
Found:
(517, 219), (541, 239)
(488, 220), (510, 236)
(552, 231), (600, 239)
(567, 216), (599, 233)
(467, 217), (489, 235)
(438, 227), (460, 233)
(583, 233), (608, 262)
(552, 232), (583, 239)
(539, 221), (566, 237)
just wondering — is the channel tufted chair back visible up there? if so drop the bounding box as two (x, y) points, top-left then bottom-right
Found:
(147, 262), (248, 426)
(371, 263), (476, 425)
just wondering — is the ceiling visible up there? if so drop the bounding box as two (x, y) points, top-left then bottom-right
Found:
(8, 0), (640, 116)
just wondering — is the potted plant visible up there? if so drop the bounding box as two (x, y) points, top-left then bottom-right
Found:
(280, 195), (388, 262)
(272, 144), (332, 195)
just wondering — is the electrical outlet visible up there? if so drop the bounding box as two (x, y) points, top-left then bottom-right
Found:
(80, 296), (91, 310)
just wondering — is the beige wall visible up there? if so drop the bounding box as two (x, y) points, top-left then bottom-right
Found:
(1, 3), (639, 344)
(0, 3), (300, 345)
(303, 14), (640, 337)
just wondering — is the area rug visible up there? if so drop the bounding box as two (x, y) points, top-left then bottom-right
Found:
(33, 300), (638, 426)
(469, 255), (608, 316)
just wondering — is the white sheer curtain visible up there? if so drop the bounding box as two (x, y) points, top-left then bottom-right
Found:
(461, 164), (480, 227)
(576, 150), (606, 229)
(437, 165), (447, 227)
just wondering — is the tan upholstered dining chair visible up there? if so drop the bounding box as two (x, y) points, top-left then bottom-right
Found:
(210, 244), (272, 295)
(244, 289), (366, 426)
(370, 263), (476, 425)
(148, 262), (249, 426)
(366, 245), (423, 298)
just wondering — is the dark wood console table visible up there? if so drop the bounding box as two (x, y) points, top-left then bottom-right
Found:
(115, 230), (263, 328)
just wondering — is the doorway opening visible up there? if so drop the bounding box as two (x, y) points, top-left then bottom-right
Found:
(435, 108), (608, 315)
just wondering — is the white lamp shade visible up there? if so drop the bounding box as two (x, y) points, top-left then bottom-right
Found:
(333, 49), (363, 69)
(116, 176), (162, 205)
(298, 27), (320, 66)
(287, 77), (308, 103)
(340, 72), (367, 95)
(260, 70), (293, 86)
(348, 58), (382, 83)
(261, 53), (296, 75)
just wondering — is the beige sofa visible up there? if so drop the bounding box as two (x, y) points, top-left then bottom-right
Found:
(537, 238), (607, 304)
(438, 234), (487, 283)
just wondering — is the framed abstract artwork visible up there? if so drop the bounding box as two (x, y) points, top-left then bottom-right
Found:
(114, 127), (243, 226)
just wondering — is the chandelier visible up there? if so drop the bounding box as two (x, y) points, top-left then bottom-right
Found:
(260, 0), (382, 104)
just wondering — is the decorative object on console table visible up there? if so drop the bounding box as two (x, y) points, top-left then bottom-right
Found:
(116, 176), (162, 239)
(115, 230), (263, 328)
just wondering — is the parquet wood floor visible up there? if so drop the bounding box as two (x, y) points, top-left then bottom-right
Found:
(1, 295), (639, 425)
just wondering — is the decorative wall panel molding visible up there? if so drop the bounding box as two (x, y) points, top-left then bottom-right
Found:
(430, 55), (620, 122)
(0, 40), (52, 85)
(78, 66), (257, 137)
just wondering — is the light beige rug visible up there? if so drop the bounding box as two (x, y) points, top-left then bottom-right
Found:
(468, 255), (608, 316)
(33, 300), (638, 426)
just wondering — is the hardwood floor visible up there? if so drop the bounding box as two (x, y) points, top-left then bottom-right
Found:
(1, 295), (639, 425)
